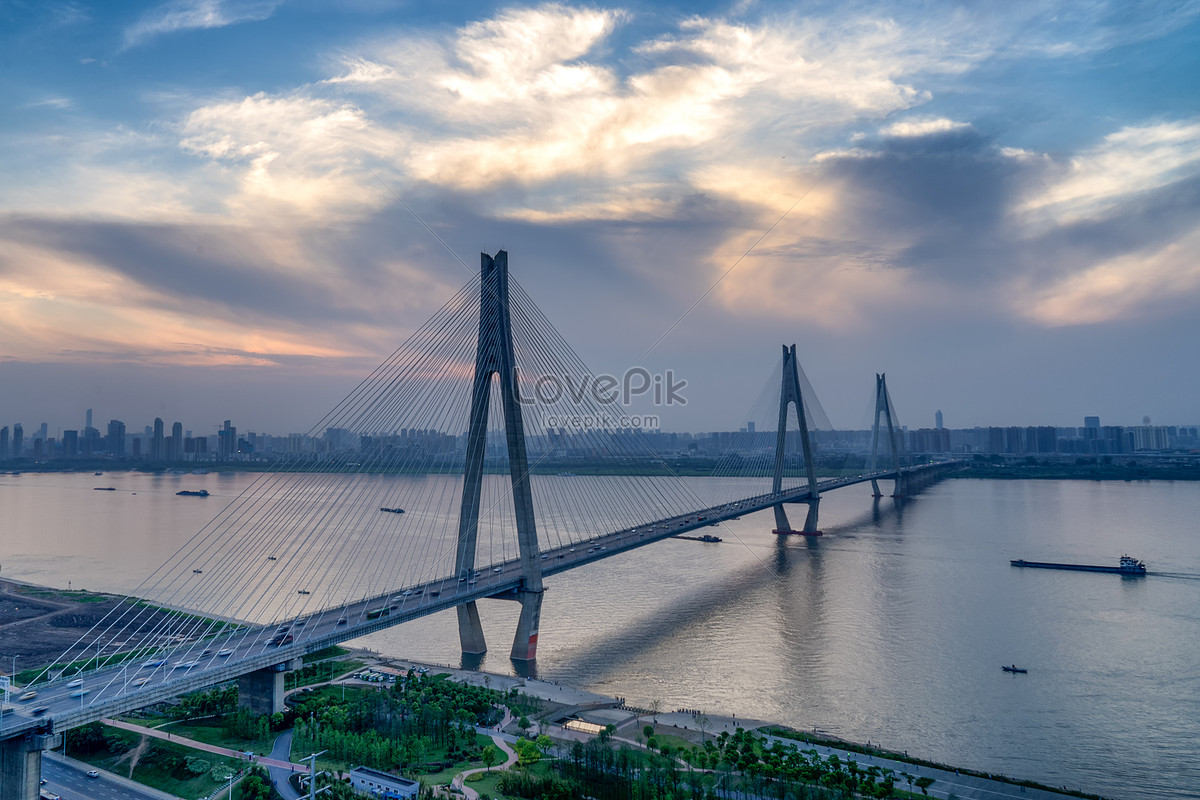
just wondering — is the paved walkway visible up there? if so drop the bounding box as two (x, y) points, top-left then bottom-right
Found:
(102, 717), (309, 772)
(449, 720), (519, 800)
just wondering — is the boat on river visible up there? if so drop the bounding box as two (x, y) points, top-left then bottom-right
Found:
(1002, 665), (1028, 674)
(1010, 555), (1146, 575)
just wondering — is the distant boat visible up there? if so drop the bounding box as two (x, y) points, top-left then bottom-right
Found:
(94, 471), (103, 476)
(1011, 555), (1146, 575)
(192, 569), (203, 574)
(380, 507), (405, 514)
(177, 489), (210, 497)
(93, 486), (116, 491)
(1002, 665), (1028, 674)
(297, 589), (310, 595)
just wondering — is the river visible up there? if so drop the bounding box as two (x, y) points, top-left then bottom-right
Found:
(2, 471), (1197, 799)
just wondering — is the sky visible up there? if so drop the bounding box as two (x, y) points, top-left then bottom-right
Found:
(1, 0), (1199, 437)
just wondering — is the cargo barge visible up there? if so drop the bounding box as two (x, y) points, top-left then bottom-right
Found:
(1010, 554), (1146, 575)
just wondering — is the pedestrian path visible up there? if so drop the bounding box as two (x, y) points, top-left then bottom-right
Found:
(102, 717), (308, 772)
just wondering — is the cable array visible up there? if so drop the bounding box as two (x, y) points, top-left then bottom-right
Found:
(34, 271), (713, 690)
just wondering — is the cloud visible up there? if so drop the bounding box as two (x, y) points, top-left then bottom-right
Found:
(880, 116), (970, 138)
(179, 92), (405, 221)
(123, 0), (283, 49)
(1019, 120), (1200, 225)
(1026, 226), (1200, 326)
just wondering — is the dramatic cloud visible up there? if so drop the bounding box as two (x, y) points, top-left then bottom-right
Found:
(4, 1), (1200, 427)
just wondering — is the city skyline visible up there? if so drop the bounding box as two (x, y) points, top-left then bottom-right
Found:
(2, 2), (1199, 431)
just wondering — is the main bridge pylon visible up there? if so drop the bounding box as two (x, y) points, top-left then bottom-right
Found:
(456, 250), (543, 661)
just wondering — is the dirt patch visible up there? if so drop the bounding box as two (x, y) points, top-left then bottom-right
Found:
(114, 734), (152, 778)
(0, 578), (215, 683)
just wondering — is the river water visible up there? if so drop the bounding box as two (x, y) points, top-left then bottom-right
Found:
(3, 472), (1198, 799)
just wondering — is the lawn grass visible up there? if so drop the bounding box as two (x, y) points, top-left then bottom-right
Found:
(164, 718), (276, 755)
(71, 726), (247, 800)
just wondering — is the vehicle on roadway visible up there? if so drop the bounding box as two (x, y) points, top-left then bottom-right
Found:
(132, 677), (150, 686)
(66, 678), (83, 687)
(269, 633), (294, 646)
(87, 770), (100, 778)
(18, 690), (37, 701)
(31, 706), (49, 716)
(218, 649), (234, 656)
(69, 689), (90, 698)
(172, 661), (198, 670)
(141, 659), (166, 668)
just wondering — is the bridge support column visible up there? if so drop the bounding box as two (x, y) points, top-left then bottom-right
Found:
(892, 472), (908, 498)
(802, 499), (820, 533)
(458, 601), (487, 655)
(238, 658), (299, 715)
(0, 731), (60, 800)
(510, 590), (544, 661)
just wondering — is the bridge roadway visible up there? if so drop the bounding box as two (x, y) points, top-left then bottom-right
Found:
(0, 462), (957, 741)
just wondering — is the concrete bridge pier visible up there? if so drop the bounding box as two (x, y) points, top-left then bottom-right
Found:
(510, 590), (543, 661)
(238, 657), (301, 715)
(458, 601), (487, 655)
(0, 731), (60, 800)
(892, 472), (909, 498)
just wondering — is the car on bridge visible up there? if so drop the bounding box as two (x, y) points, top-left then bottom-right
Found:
(269, 633), (294, 646)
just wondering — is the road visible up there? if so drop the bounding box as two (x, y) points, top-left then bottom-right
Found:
(42, 751), (181, 800)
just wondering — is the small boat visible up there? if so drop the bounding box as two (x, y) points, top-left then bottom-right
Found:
(177, 489), (209, 497)
(267, 556), (277, 560)
(93, 486), (116, 491)
(192, 569), (203, 574)
(297, 589), (310, 595)
(1002, 664), (1028, 674)
(380, 506), (405, 514)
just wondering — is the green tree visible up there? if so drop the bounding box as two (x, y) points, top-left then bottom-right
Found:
(517, 715), (531, 734)
(916, 776), (935, 795)
(481, 744), (499, 773)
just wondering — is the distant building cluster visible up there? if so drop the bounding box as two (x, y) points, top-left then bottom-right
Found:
(0, 409), (1197, 466)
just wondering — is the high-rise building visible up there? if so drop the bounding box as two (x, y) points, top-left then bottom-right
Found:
(151, 417), (165, 461)
(171, 421), (183, 461)
(935, 409), (944, 430)
(0, 426), (8, 459)
(12, 424), (23, 459)
(219, 420), (236, 459)
(85, 408), (92, 432)
(107, 420), (126, 457)
(63, 430), (79, 457)
(1084, 416), (1100, 429)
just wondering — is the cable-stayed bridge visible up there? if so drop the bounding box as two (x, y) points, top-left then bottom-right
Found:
(0, 252), (959, 797)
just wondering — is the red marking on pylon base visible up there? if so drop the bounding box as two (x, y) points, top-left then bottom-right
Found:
(524, 633), (538, 660)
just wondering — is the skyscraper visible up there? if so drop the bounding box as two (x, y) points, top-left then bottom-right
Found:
(171, 421), (183, 461)
(107, 420), (126, 457)
(151, 417), (165, 461)
(0, 426), (7, 459)
(12, 424), (23, 459)
(935, 409), (944, 430)
(1084, 416), (1100, 429)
